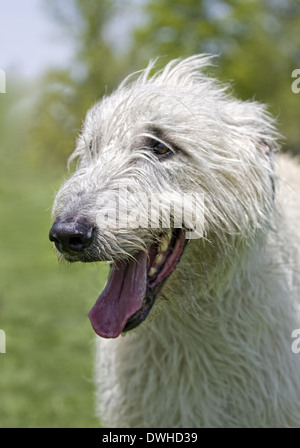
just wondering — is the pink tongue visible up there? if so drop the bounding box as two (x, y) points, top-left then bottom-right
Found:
(88, 251), (147, 338)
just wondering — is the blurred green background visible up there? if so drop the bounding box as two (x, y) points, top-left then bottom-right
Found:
(0, 0), (299, 427)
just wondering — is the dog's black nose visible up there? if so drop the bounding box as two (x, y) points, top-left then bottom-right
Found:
(49, 220), (95, 253)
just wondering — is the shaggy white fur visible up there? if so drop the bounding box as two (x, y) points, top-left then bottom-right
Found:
(50, 56), (300, 427)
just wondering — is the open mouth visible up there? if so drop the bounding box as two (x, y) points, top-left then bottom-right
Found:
(88, 229), (187, 338)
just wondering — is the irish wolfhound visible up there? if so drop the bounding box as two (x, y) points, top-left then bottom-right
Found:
(49, 56), (300, 427)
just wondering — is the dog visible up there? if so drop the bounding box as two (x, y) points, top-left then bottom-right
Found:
(49, 55), (300, 427)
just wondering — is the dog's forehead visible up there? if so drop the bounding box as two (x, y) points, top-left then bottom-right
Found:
(81, 56), (227, 143)
(83, 83), (196, 146)
(89, 86), (168, 122)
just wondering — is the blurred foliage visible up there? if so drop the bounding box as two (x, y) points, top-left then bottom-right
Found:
(28, 0), (300, 171)
(0, 81), (110, 427)
(29, 0), (129, 169)
(132, 0), (300, 152)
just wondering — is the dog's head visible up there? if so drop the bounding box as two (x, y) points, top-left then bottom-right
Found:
(49, 55), (279, 338)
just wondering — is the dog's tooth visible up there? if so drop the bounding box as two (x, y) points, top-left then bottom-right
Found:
(154, 253), (164, 265)
(159, 235), (170, 253)
(148, 267), (157, 277)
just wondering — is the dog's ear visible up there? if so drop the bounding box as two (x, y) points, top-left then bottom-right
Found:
(256, 138), (276, 199)
(257, 138), (273, 156)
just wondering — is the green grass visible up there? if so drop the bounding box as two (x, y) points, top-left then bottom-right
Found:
(0, 142), (109, 427)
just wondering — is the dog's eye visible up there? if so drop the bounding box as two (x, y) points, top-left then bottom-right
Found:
(151, 141), (173, 158)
